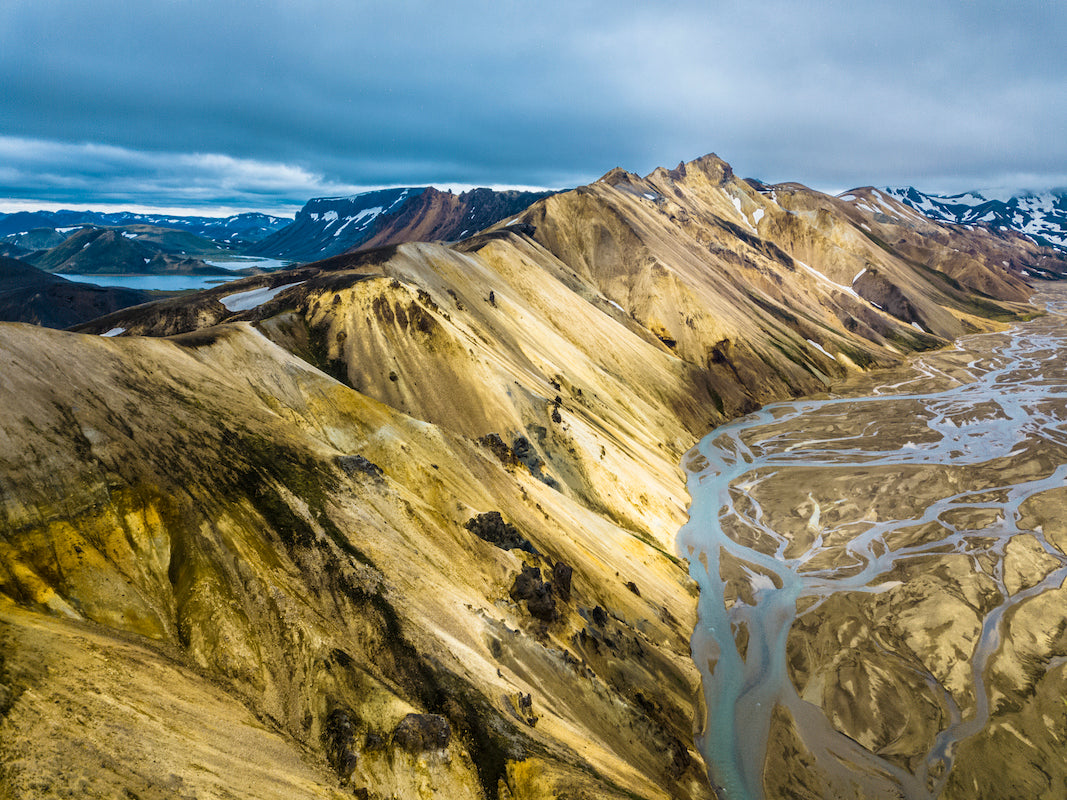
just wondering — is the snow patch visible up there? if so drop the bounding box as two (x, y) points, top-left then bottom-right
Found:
(332, 206), (384, 237)
(731, 196), (756, 231)
(220, 281), (305, 312)
(386, 189), (409, 211)
(100, 327), (126, 337)
(322, 210), (339, 223)
(796, 260), (861, 299)
(752, 208), (765, 225)
(806, 339), (835, 360)
(121, 232), (138, 239)
(353, 207), (383, 226)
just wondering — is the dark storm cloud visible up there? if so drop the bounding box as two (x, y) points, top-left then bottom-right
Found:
(1, 0), (1064, 211)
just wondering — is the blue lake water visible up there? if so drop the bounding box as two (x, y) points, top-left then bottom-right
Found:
(203, 258), (292, 271)
(59, 258), (291, 292)
(62, 274), (238, 291)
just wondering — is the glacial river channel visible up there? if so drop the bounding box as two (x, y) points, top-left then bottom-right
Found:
(679, 285), (1067, 799)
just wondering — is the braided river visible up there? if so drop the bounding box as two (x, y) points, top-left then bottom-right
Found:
(680, 285), (1067, 799)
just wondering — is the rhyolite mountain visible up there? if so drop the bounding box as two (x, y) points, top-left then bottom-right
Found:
(0, 209), (290, 247)
(0, 255), (155, 327)
(246, 186), (555, 261)
(881, 186), (1067, 253)
(2, 153), (1066, 800)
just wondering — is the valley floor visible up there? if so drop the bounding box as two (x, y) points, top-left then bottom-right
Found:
(683, 285), (1067, 799)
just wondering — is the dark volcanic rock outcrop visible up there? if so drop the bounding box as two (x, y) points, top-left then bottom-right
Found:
(465, 511), (536, 553)
(0, 255), (154, 327)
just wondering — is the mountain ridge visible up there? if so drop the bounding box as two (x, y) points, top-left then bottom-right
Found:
(0, 209), (290, 246)
(879, 186), (1067, 252)
(2, 152), (1067, 799)
(246, 186), (556, 261)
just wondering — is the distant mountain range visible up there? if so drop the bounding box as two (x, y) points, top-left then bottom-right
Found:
(1, 187), (554, 268)
(26, 226), (245, 276)
(0, 210), (290, 246)
(882, 187), (1067, 251)
(246, 186), (556, 261)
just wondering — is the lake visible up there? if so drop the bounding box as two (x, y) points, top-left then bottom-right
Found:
(64, 274), (238, 291)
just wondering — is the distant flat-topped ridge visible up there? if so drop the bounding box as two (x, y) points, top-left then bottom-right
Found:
(246, 185), (555, 261)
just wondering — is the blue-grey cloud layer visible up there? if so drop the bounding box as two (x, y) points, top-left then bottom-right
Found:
(1, 0), (1064, 211)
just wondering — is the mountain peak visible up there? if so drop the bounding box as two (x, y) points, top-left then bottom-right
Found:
(886, 186), (1067, 250)
(597, 166), (639, 186)
(671, 153), (734, 185)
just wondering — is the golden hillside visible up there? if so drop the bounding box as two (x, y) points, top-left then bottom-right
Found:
(2, 154), (1063, 799)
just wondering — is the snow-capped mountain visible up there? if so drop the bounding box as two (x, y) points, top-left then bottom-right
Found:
(245, 188), (420, 261)
(0, 210), (290, 246)
(885, 187), (1067, 251)
(246, 186), (555, 262)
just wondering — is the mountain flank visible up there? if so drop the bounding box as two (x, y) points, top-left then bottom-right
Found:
(0, 209), (289, 246)
(28, 226), (240, 275)
(0, 255), (155, 327)
(882, 186), (1067, 252)
(247, 186), (555, 261)
(2, 153), (1066, 799)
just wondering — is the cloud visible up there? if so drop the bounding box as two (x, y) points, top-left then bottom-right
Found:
(0, 136), (390, 212)
(1, 0), (1065, 210)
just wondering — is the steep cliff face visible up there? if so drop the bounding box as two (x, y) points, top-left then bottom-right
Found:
(3, 153), (1063, 799)
(355, 187), (555, 251)
(246, 187), (553, 262)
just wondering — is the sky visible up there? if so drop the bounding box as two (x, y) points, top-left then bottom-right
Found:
(1, 0), (1064, 216)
